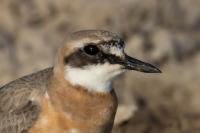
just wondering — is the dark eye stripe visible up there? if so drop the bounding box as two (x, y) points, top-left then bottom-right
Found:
(64, 40), (124, 67)
(64, 49), (122, 68)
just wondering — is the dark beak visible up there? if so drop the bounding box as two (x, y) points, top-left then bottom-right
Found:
(119, 54), (161, 73)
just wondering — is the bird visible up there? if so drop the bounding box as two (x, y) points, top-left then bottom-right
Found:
(0, 30), (161, 133)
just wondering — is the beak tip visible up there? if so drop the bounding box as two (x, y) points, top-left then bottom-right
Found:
(154, 68), (162, 73)
(142, 66), (162, 73)
(147, 66), (162, 73)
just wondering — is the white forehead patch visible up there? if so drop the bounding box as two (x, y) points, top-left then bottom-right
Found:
(109, 46), (124, 57)
(101, 44), (124, 58)
(64, 63), (124, 93)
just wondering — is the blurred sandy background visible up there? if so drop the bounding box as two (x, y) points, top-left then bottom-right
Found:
(0, 0), (200, 132)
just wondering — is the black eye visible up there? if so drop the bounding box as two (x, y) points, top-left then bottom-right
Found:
(83, 45), (99, 55)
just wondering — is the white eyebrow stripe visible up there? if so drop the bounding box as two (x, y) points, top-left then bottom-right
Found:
(73, 38), (101, 48)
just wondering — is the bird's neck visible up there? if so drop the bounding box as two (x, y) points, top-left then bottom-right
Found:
(46, 74), (118, 131)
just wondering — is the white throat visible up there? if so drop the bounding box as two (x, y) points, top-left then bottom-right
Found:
(64, 64), (123, 93)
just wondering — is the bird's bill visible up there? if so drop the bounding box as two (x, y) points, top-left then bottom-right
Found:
(121, 54), (161, 73)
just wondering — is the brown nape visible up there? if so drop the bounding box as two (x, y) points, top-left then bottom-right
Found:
(64, 40), (124, 68)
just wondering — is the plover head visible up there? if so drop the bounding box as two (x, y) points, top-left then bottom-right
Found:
(54, 30), (161, 93)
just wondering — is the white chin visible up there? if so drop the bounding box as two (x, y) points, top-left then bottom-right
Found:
(64, 64), (124, 93)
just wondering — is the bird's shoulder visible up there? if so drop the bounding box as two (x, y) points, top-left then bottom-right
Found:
(0, 67), (53, 133)
(0, 67), (53, 111)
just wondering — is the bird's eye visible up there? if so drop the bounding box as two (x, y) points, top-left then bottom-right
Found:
(83, 45), (99, 55)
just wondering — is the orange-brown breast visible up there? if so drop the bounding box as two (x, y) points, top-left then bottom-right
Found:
(29, 78), (118, 133)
